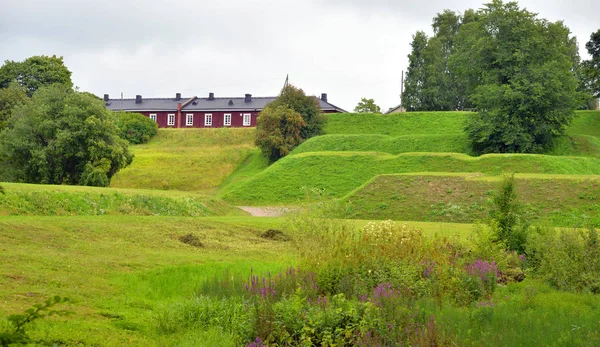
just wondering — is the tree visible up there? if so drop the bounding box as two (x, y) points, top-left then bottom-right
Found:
(353, 98), (381, 113)
(0, 55), (73, 97)
(0, 84), (132, 186)
(255, 105), (306, 163)
(455, 0), (579, 153)
(115, 111), (158, 144)
(267, 84), (324, 139)
(582, 29), (600, 99)
(402, 31), (429, 111)
(0, 82), (28, 131)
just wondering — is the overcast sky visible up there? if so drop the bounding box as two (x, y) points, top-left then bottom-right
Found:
(0, 0), (598, 111)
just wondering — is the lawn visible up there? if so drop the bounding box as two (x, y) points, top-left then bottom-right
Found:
(109, 128), (256, 193)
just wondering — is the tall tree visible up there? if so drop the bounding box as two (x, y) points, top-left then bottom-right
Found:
(0, 55), (73, 96)
(0, 84), (132, 186)
(402, 31), (429, 111)
(455, 0), (579, 153)
(582, 29), (600, 99)
(0, 82), (28, 131)
(354, 98), (381, 113)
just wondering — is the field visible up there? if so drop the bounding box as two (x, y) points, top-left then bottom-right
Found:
(2, 110), (600, 346)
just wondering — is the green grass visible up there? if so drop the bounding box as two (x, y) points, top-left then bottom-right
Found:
(0, 216), (294, 346)
(324, 111), (471, 135)
(0, 182), (245, 217)
(110, 128), (256, 193)
(338, 173), (600, 227)
(567, 110), (600, 138)
(221, 152), (600, 205)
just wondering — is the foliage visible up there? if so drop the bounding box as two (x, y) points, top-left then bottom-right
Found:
(0, 82), (28, 131)
(581, 29), (600, 98)
(0, 84), (132, 186)
(0, 55), (73, 96)
(266, 84), (324, 139)
(0, 296), (72, 346)
(528, 227), (600, 293)
(255, 105), (306, 162)
(354, 98), (381, 113)
(455, 1), (580, 153)
(488, 174), (528, 253)
(114, 111), (158, 144)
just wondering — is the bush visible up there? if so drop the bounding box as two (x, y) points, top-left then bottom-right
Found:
(115, 111), (158, 144)
(265, 84), (324, 140)
(255, 105), (305, 162)
(489, 174), (528, 253)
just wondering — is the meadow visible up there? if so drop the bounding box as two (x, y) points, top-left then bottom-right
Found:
(2, 110), (600, 346)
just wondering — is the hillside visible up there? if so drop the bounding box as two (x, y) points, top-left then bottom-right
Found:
(339, 173), (600, 227)
(0, 182), (245, 217)
(110, 128), (256, 193)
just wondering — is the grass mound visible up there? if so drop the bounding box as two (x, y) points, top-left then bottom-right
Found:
(220, 152), (600, 204)
(0, 183), (245, 216)
(110, 128), (256, 193)
(340, 173), (600, 227)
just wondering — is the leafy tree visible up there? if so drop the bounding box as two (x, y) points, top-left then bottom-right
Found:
(115, 111), (158, 144)
(403, 31), (429, 111)
(0, 82), (28, 131)
(0, 55), (73, 96)
(455, 0), (579, 153)
(267, 84), (324, 139)
(0, 84), (132, 187)
(353, 98), (381, 113)
(582, 29), (600, 99)
(256, 105), (306, 163)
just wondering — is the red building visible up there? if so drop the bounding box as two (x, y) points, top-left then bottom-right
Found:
(104, 92), (345, 128)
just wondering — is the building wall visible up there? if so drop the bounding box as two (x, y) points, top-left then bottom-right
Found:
(139, 111), (258, 128)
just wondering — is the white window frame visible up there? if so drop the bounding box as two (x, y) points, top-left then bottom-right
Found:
(243, 113), (251, 126)
(167, 113), (175, 126)
(149, 114), (157, 122)
(204, 113), (212, 126)
(186, 113), (194, 126)
(224, 113), (231, 126)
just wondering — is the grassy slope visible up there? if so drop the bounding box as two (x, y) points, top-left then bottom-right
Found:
(110, 128), (256, 193)
(0, 215), (473, 345)
(221, 152), (600, 204)
(340, 173), (600, 227)
(0, 182), (246, 216)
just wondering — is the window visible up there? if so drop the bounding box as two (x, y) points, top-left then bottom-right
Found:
(149, 114), (157, 122)
(186, 114), (194, 126)
(204, 113), (212, 126)
(243, 113), (251, 126)
(224, 113), (231, 126)
(167, 113), (175, 126)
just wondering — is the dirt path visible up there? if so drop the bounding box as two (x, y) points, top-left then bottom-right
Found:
(237, 206), (290, 217)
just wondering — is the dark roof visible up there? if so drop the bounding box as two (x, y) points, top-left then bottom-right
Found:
(105, 95), (346, 113)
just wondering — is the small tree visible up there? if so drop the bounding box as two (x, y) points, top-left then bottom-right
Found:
(115, 111), (158, 144)
(0, 84), (132, 187)
(489, 174), (527, 253)
(266, 84), (324, 139)
(255, 105), (306, 163)
(353, 98), (381, 113)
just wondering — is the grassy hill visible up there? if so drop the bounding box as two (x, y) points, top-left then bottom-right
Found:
(339, 173), (600, 227)
(110, 128), (256, 193)
(220, 152), (600, 204)
(0, 182), (245, 217)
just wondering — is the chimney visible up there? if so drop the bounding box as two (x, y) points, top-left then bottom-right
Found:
(321, 93), (328, 103)
(175, 93), (181, 101)
(103, 94), (109, 101)
(245, 93), (252, 103)
(135, 95), (142, 104)
(209, 92), (215, 100)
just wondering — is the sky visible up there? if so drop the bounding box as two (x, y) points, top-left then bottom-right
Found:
(0, 0), (598, 112)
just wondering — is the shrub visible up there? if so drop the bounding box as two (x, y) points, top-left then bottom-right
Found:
(115, 111), (158, 144)
(255, 105), (305, 162)
(265, 84), (324, 140)
(489, 174), (528, 253)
